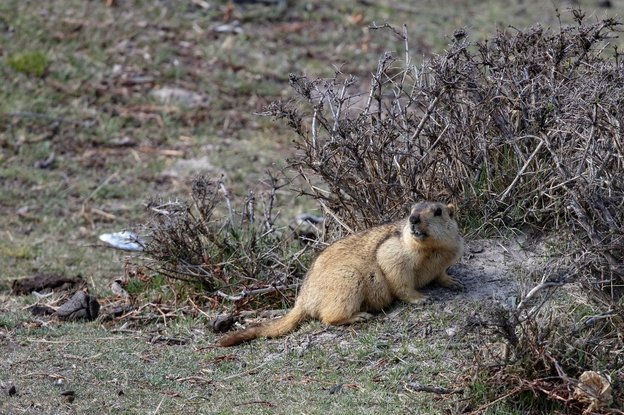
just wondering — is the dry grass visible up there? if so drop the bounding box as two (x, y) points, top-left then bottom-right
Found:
(140, 174), (316, 309)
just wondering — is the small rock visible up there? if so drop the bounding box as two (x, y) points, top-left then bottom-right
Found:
(211, 314), (235, 333)
(213, 21), (243, 35)
(110, 279), (129, 299)
(61, 390), (75, 403)
(34, 152), (56, 169)
(445, 326), (458, 337)
(109, 137), (136, 147)
(328, 384), (343, 395)
(151, 87), (204, 107)
(16, 205), (31, 217)
(8, 385), (17, 397)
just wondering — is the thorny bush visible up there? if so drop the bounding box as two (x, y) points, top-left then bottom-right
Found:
(266, 12), (623, 413)
(139, 12), (623, 413)
(268, 13), (623, 299)
(142, 175), (313, 307)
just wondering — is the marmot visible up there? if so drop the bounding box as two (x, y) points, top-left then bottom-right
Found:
(218, 201), (464, 347)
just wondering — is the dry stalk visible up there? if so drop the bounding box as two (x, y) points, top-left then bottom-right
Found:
(140, 174), (313, 304)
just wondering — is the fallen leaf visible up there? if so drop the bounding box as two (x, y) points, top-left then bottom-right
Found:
(573, 371), (613, 414)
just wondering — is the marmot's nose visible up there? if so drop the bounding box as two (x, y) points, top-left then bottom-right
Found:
(409, 214), (420, 225)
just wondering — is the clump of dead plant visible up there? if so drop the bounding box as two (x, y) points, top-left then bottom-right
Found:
(268, 12), (623, 297)
(464, 267), (623, 414)
(140, 175), (313, 308)
(265, 11), (623, 413)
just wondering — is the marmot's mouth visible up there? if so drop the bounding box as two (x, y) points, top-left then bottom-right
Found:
(412, 228), (428, 238)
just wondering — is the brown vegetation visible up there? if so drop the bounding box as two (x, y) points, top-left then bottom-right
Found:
(142, 175), (311, 306)
(140, 10), (623, 413)
(266, 13), (623, 297)
(265, 13), (624, 413)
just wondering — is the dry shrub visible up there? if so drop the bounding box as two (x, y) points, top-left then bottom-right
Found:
(137, 13), (623, 410)
(142, 13), (622, 304)
(141, 175), (311, 305)
(269, 13), (623, 295)
(265, 12), (623, 413)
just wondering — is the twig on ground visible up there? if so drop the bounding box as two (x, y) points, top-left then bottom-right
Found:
(151, 396), (166, 415)
(216, 284), (299, 302)
(516, 279), (568, 311)
(404, 382), (463, 395)
(220, 360), (272, 382)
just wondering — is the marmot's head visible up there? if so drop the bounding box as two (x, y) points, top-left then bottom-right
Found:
(406, 202), (457, 243)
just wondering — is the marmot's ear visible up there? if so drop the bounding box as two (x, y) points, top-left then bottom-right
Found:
(447, 203), (456, 218)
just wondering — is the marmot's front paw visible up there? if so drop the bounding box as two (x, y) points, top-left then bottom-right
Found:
(439, 275), (464, 291)
(407, 293), (430, 304)
(449, 277), (464, 291)
(351, 312), (374, 323)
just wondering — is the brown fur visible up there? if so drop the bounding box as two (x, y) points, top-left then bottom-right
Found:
(218, 201), (464, 347)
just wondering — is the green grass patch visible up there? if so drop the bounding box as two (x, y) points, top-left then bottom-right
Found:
(7, 51), (49, 77)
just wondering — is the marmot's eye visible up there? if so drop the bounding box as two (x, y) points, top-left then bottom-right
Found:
(434, 207), (442, 217)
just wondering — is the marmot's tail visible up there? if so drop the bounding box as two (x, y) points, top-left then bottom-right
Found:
(218, 303), (307, 347)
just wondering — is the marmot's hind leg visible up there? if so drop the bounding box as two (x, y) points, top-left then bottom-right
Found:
(318, 300), (368, 325)
(323, 311), (373, 326)
(316, 279), (368, 326)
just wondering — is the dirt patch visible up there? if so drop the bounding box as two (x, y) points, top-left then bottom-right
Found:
(11, 274), (86, 296)
(448, 238), (533, 303)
